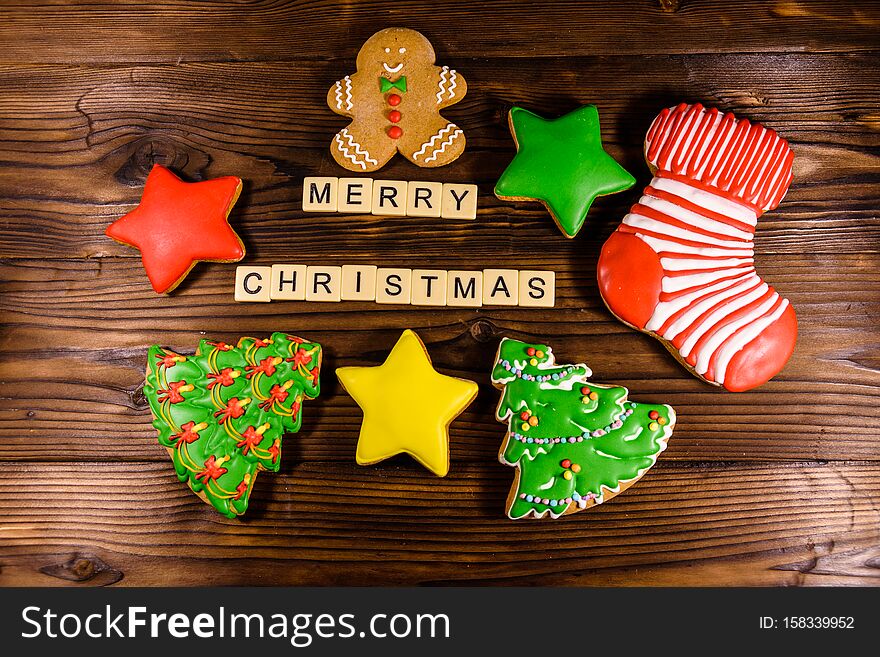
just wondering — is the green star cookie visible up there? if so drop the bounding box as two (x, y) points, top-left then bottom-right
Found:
(494, 105), (636, 238)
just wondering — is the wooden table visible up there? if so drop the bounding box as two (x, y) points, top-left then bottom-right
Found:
(1, 1), (878, 587)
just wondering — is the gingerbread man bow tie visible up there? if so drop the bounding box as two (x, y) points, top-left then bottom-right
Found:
(379, 76), (407, 93)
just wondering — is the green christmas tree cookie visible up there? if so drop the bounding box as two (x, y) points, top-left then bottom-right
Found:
(144, 332), (322, 518)
(491, 338), (675, 520)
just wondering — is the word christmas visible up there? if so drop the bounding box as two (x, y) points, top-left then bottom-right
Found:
(234, 265), (555, 307)
(303, 177), (478, 220)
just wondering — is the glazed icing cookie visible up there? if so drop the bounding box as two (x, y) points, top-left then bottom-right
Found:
(105, 164), (244, 294)
(491, 338), (675, 520)
(144, 333), (322, 518)
(494, 105), (635, 238)
(597, 102), (797, 392)
(336, 329), (478, 476)
(327, 28), (467, 172)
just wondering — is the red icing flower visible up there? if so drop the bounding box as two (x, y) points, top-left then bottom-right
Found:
(286, 348), (312, 368)
(253, 338), (271, 349)
(236, 425), (265, 456)
(232, 478), (249, 501)
(155, 352), (183, 369)
(267, 439), (281, 465)
(207, 341), (232, 351)
(207, 367), (238, 389)
(288, 336), (304, 346)
(157, 380), (193, 404)
(196, 455), (227, 483)
(213, 397), (248, 424)
(310, 367), (320, 386)
(290, 398), (301, 419)
(172, 421), (205, 447)
(245, 356), (279, 379)
(258, 384), (289, 411)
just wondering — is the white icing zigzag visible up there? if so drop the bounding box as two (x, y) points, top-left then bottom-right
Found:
(334, 76), (353, 111)
(413, 123), (456, 161)
(435, 66), (458, 104)
(424, 126), (463, 163)
(335, 128), (377, 169)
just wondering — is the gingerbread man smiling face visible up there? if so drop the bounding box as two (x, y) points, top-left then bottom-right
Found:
(328, 28), (468, 172)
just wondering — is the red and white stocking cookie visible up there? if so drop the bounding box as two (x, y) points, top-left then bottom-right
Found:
(597, 103), (797, 392)
(327, 28), (467, 172)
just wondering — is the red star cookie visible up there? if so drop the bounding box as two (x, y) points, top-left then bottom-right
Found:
(106, 165), (245, 294)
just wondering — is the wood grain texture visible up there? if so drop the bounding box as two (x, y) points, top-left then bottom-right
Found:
(0, 0), (878, 63)
(0, 461), (878, 586)
(0, 254), (878, 463)
(0, 54), (878, 259)
(0, 2), (878, 587)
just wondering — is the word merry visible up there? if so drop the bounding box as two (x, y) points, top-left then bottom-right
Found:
(302, 177), (478, 219)
(234, 265), (555, 307)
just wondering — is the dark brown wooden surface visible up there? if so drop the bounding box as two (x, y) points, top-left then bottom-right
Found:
(0, 0), (878, 587)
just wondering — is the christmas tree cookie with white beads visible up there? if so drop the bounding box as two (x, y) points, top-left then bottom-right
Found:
(327, 27), (467, 172)
(597, 102), (797, 392)
(144, 333), (322, 518)
(491, 338), (675, 520)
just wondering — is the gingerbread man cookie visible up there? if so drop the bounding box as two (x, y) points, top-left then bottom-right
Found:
(327, 28), (468, 172)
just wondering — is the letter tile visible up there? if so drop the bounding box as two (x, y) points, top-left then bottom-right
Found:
(518, 270), (556, 307)
(447, 270), (483, 307)
(234, 266), (272, 303)
(341, 264), (378, 301)
(482, 269), (519, 306)
(338, 178), (374, 214)
(306, 265), (342, 302)
(376, 268), (412, 304)
(406, 182), (443, 218)
(441, 183), (478, 220)
(269, 264), (307, 301)
(302, 177), (338, 212)
(411, 269), (448, 306)
(371, 180), (408, 217)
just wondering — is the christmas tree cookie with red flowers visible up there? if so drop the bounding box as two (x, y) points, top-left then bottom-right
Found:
(145, 332), (322, 518)
(491, 338), (675, 520)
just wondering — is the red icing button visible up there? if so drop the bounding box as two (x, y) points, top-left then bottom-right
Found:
(561, 459), (572, 469)
(388, 109), (402, 123)
(387, 125), (403, 139)
(580, 386), (590, 395)
(387, 94), (402, 106)
(526, 347), (536, 356)
(649, 410), (659, 420)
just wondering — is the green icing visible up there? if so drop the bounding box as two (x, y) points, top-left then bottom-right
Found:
(144, 332), (321, 518)
(491, 338), (674, 520)
(494, 105), (636, 238)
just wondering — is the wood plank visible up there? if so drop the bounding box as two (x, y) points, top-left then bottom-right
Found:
(0, 1), (877, 64)
(0, 461), (877, 586)
(0, 254), (878, 463)
(0, 54), (878, 259)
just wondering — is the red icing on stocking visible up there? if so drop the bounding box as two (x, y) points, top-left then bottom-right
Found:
(597, 103), (797, 392)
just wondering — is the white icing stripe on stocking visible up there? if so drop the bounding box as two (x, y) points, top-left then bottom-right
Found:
(680, 285), (772, 359)
(693, 293), (780, 375)
(660, 256), (754, 272)
(661, 266), (755, 294)
(661, 276), (762, 341)
(713, 299), (789, 384)
(650, 177), (758, 226)
(623, 213), (748, 249)
(645, 103), (794, 212)
(644, 272), (758, 332)
(641, 194), (755, 240)
(637, 234), (753, 259)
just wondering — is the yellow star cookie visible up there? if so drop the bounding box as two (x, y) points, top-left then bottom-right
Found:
(336, 329), (478, 476)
